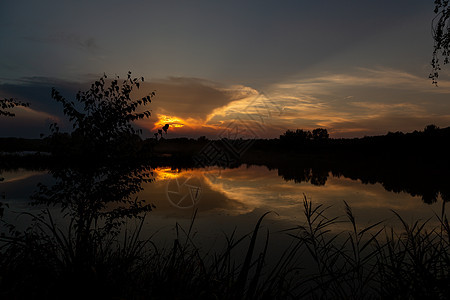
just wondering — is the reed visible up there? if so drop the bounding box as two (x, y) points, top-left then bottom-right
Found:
(1, 196), (449, 299)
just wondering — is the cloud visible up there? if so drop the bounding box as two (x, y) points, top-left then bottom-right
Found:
(135, 77), (255, 120)
(133, 77), (269, 137)
(0, 106), (60, 138)
(277, 67), (450, 95)
(15, 106), (58, 121)
(24, 32), (100, 53)
(262, 67), (450, 136)
(203, 91), (287, 138)
(0, 75), (103, 138)
(0, 76), (91, 116)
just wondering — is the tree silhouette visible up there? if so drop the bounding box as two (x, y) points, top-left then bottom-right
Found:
(431, 0), (450, 83)
(424, 124), (440, 134)
(11, 74), (159, 292)
(280, 129), (312, 144)
(0, 98), (29, 117)
(312, 128), (329, 141)
(280, 128), (330, 145)
(49, 72), (154, 158)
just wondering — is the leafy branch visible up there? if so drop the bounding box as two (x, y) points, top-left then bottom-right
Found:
(0, 98), (29, 117)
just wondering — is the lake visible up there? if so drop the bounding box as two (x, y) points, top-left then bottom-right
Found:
(2, 160), (450, 299)
(2, 164), (447, 247)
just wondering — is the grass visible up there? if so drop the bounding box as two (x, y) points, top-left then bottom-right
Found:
(1, 196), (449, 299)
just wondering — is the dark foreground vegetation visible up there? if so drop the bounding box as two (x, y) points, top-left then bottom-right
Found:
(1, 195), (449, 299)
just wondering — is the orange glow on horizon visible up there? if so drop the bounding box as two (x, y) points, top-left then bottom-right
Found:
(152, 114), (222, 133)
(152, 167), (206, 181)
(152, 167), (184, 180)
(153, 114), (185, 130)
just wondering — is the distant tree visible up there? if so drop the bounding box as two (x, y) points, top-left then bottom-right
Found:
(280, 129), (295, 140)
(280, 129), (312, 144)
(312, 128), (329, 140)
(423, 124), (440, 135)
(431, 1), (450, 83)
(0, 98), (29, 117)
(296, 129), (312, 140)
(387, 131), (404, 137)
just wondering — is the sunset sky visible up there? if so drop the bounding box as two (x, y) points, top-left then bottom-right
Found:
(1, 0), (450, 139)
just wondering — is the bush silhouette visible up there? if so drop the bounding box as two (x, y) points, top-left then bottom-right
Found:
(49, 72), (153, 158)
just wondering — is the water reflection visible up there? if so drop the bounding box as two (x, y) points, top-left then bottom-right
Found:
(3, 163), (448, 214)
(260, 159), (450, 204)
(139, 165), (447, 231)
(33, 161), (155, 230)
(0, 160), (160, 298)
(3, 164), (448, 227)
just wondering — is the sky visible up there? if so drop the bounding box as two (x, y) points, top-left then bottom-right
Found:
(1, 0), (450, 139)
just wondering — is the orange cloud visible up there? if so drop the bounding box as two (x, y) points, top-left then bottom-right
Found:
(130, 78), (267, 138)
(153, 114), (185, 130)
(142, 113), (223, 138)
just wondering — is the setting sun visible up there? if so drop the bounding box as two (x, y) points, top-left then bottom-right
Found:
(153, 114), (185, 130)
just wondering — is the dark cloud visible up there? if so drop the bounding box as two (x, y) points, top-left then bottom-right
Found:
(136, 77), (248, 121)
(24, 33), (100, 53)
(0, 76), (97, 137)
(0, 77), (88, 116)
(0, 106), (58, 138)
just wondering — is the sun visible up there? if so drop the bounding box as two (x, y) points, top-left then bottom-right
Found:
(153, 114), (185, 130)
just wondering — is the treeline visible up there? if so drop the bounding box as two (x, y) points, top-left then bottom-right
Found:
(246, 124), (450, 159)
(280, 128), (329, 143)
(0, 138), (49, 153)
(149, 123), (450, 159)
(2, 124), (450, 160)
(277, 124), (449, 146)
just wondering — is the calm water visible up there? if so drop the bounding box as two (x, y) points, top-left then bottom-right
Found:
(2, 164), (447, 248)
